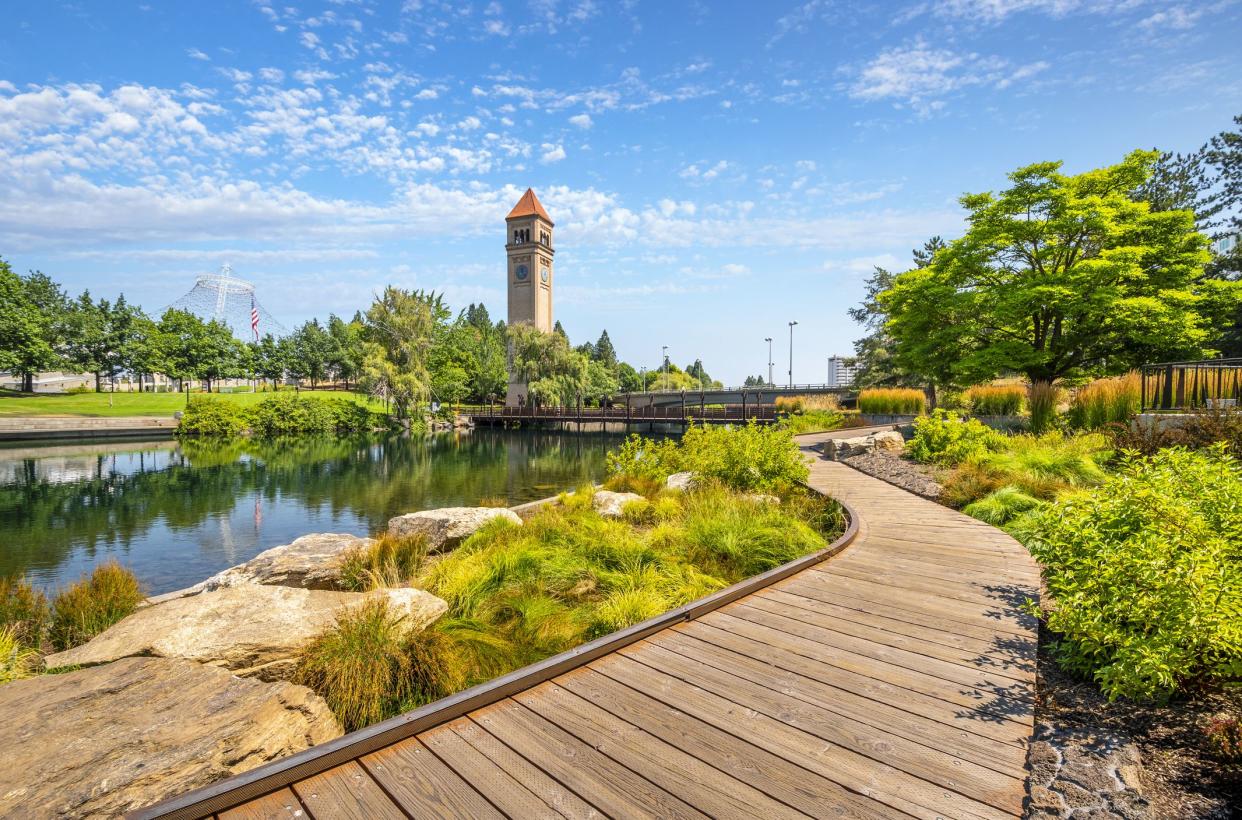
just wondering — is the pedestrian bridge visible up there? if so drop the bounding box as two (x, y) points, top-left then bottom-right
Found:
(618, 383), (853, 409)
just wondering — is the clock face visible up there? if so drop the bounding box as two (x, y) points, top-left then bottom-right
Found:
(515, 263), (529, 281)
(540, 265), (550, 283)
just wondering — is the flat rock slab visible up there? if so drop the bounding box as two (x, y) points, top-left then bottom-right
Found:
(592, 490), (645, 517)
(387, 506), (522, 551)
(46, 584), (448, 680)
(151, 533), (376, 603)
(821, 429), (905, 460)
(0, 656), (341, 818)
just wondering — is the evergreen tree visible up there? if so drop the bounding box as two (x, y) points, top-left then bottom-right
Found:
(593, 330), (617, 367)
(553, 320), (569, 343)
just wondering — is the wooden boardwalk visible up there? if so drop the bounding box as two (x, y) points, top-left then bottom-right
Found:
(138, 431), (1040, 819)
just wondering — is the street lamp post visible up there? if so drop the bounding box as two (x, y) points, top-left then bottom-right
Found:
(764, 337), (773, 387)
(787, 321), (798, 388)
(661, 345), (669, 391)
(640, 367), (647, 392)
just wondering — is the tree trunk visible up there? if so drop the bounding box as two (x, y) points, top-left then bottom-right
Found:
(22, 372), (33, 392)
(923, 382), (938, 411)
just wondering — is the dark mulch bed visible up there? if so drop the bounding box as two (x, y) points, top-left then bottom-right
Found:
(1032, 626), (1242, 818)
(840, 450), (943, 500)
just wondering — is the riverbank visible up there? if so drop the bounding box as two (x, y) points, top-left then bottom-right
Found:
(0, 416), (178, 441)
(0, 389), (381, 418)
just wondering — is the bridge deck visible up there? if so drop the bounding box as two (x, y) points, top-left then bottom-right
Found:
(139, 431), (1040, 819)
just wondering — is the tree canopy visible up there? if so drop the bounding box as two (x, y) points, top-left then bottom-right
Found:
(878, 150), (1239, 388)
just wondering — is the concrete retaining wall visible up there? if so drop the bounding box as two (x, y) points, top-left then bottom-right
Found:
(0, 417), (178, 441)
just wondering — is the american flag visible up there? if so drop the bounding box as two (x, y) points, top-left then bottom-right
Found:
(250, 297), (260, 341)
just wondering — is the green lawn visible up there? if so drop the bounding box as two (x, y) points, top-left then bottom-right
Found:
(0, 389), (383, 418)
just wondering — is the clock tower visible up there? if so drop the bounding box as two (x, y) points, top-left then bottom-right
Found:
(505, 188), (554, 405)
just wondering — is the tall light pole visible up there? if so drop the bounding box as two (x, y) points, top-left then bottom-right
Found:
(787, 321), (798, 388)
(640, 366), (647, 391)
(661, 345), (669, 391)
(764, 337), (773, 387)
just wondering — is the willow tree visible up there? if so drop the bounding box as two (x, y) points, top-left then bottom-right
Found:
(880, 150), (1239, 394)
(362, 288), (446, 418)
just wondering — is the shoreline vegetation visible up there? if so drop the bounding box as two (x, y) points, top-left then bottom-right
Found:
(2, 423), (844, 737)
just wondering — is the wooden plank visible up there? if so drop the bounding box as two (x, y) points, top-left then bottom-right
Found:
(362, 737), (503, 818)
(471, 700), (709, 819)
(217, 789), (302, 820)
(689, 615), (1034, 725)
(779, 576), (1031, 644)
(557, 667), (892, 820)
(713, 607), (1033, 703)
(676, 620), (1030, 747)
(621, 641), (1025, 816)
(762, 586), (1034, 659)
(652, 628), (1028, 769)
(846, 550), (1034, 584)
(795, 572), (1034, 635)
(450, 718), (601, 819)
(291, 762), (405, 820)
(595, 653), (1002, 820)
(739, 595), (1033, 682)
(811, 563), (1033, 612)
(418, 723), (564, 819)
(516, 680), (807, 819)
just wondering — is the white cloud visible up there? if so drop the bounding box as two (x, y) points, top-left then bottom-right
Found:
(484, 19), (510, 36)
(414, 88), (439, 100)
(849, 39), (1048, 112)
(186, 48), (210, 61)
(540, 143), (567, 163)
(569, 113), (593, 129)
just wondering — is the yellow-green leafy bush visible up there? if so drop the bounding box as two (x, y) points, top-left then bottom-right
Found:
(1010, 444), (1242, 701)
(907, 409), (1005, 465)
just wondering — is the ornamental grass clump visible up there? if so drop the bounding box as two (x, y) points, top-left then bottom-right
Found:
(0, 626), (40, 683)
(1068, 373), (1141, 430)
(338, 533), (429, 591)
(0, 576), (50, 651)
(857, 388), (926, 415)
(49, 562), (144, 651)
(1028, 382), (1062, 434)
(1010, 444), (1242, 701)
(293, 598), (462, 731)
(778, 410), (845, 435)
(964, 385), (1025, 416)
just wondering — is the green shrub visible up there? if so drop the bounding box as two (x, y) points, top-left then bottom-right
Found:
(982, 432), (1109, 492)
(907, 409), (1005, 465)
(49, 562), (144, 651)
(961, 486), (1043, 526)
(678, 422), (809, 492)
(178, 397), (247, 437)
(0, 625), (41, 683)
(964, 385), (1025, 416)
(607, 422), (808, 493)
(0, 576), (50, 651)
(1068, 373), (1141, 430)
(857, 388), (926, 415)
(338, 534), (429, 591)
(1010, 445), (1242, 701)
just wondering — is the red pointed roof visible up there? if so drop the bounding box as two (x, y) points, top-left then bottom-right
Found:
(506, 188), (553, 224)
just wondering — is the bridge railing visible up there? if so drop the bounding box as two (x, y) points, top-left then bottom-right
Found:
(1141, 358), (1242, 412)
(618, 383), (850, 397)
(471, 403), (779, 422)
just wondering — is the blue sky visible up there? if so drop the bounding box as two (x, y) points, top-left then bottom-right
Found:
(2, 0), (1240, 384)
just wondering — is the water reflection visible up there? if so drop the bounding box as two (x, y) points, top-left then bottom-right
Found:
(0, 431), (615, 594)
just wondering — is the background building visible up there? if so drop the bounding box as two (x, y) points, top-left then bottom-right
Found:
(826, 355), (858, 388)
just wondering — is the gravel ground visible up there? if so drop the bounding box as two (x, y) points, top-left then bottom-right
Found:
(840, 450), (943, 500)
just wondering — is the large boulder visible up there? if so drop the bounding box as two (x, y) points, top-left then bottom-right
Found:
(665, 471), (696, 492)
(45, 584), (448, 681)
(592, 490), (645, 518)
(150, 533), (376, 603)
(871, 430), (905, 452)
(387, 506), (521, 551)
(821, 430), (905, 461)
(820, 435), (875, 460)
(0, 656), (341, 818)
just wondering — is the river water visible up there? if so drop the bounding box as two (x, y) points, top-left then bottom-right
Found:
(0, 431), (616, 595)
